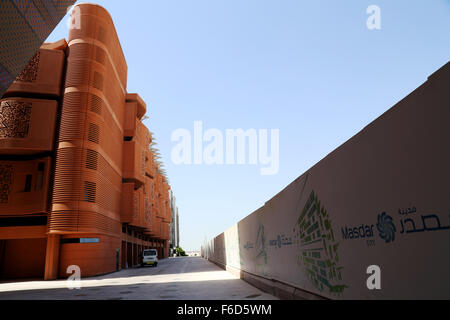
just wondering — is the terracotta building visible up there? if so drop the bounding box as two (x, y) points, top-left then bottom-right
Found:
(0, 0), (76, 97)
(0, 3), (172, 280)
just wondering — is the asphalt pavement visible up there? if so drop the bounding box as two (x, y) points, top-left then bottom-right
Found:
(0, 257), (277, 300)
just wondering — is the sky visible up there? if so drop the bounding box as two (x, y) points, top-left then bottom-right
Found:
(47, 0), (450, 251)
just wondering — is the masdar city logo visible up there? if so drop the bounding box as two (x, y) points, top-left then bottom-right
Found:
(376, 212), (396, 243)
(342, 205), (450, 246)
(340, 212), (397, 245)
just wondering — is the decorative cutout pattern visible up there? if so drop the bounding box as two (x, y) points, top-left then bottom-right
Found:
(133, 192), (139, 219)
(90, 95), (103, 115)
(0, 100), (32, 138)
(88, 123), (100, 144)
(145, 198), (151, 223)
(16, 52), (40, 83)
(95, 47), (106, 65)
(86, 149), (99, 171)
(83, 181), (96, 203)
(93, 72), (103, 91)
(141, 150), (146, 177)
(0, 164), (13, 204)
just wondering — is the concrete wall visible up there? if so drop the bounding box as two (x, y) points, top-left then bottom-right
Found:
(203, 62), (450, 300)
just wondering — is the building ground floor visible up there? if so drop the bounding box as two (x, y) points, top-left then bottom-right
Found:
(0, 224), (169, 280)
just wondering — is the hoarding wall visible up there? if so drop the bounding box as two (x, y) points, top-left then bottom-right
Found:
(202, 62), (450, 299)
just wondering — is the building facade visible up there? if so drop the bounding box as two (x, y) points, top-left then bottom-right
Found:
(0, 0), (76, 96)
(176, 208), (179, 248)
(0, 3), (173, 280)
(169, 190), (179, 254)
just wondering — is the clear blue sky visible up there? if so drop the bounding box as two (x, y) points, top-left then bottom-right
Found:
(47, 0), (450, 251)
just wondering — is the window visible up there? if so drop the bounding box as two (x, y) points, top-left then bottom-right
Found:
(24, 174), (32, 192)
(143, 249), (157, 256)
(35, 163), (45, 191)
(61, 238), (100, 244)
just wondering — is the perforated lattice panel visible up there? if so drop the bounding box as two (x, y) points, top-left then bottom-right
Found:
(0, 100), (32, 139)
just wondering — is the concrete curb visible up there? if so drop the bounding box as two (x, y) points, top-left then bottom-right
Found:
(206, 258), (327, 300)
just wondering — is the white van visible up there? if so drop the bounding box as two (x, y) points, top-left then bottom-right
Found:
(141, 249), (158, 267)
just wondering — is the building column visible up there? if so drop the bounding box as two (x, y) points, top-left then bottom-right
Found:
(121, 241), (126, 269)
(164, 240), (169, 259)
(133, 243), (137, 266)
(44, 234), (60, 280)
(138, 245), (142, 265)
(124, 226), (128, 269)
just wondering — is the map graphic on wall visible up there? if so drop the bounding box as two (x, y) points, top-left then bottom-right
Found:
(254, 222), (268, 276)
(294, 191), (348, 297)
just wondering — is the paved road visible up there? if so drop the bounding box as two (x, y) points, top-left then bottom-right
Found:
(0, 257), (277, 300)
